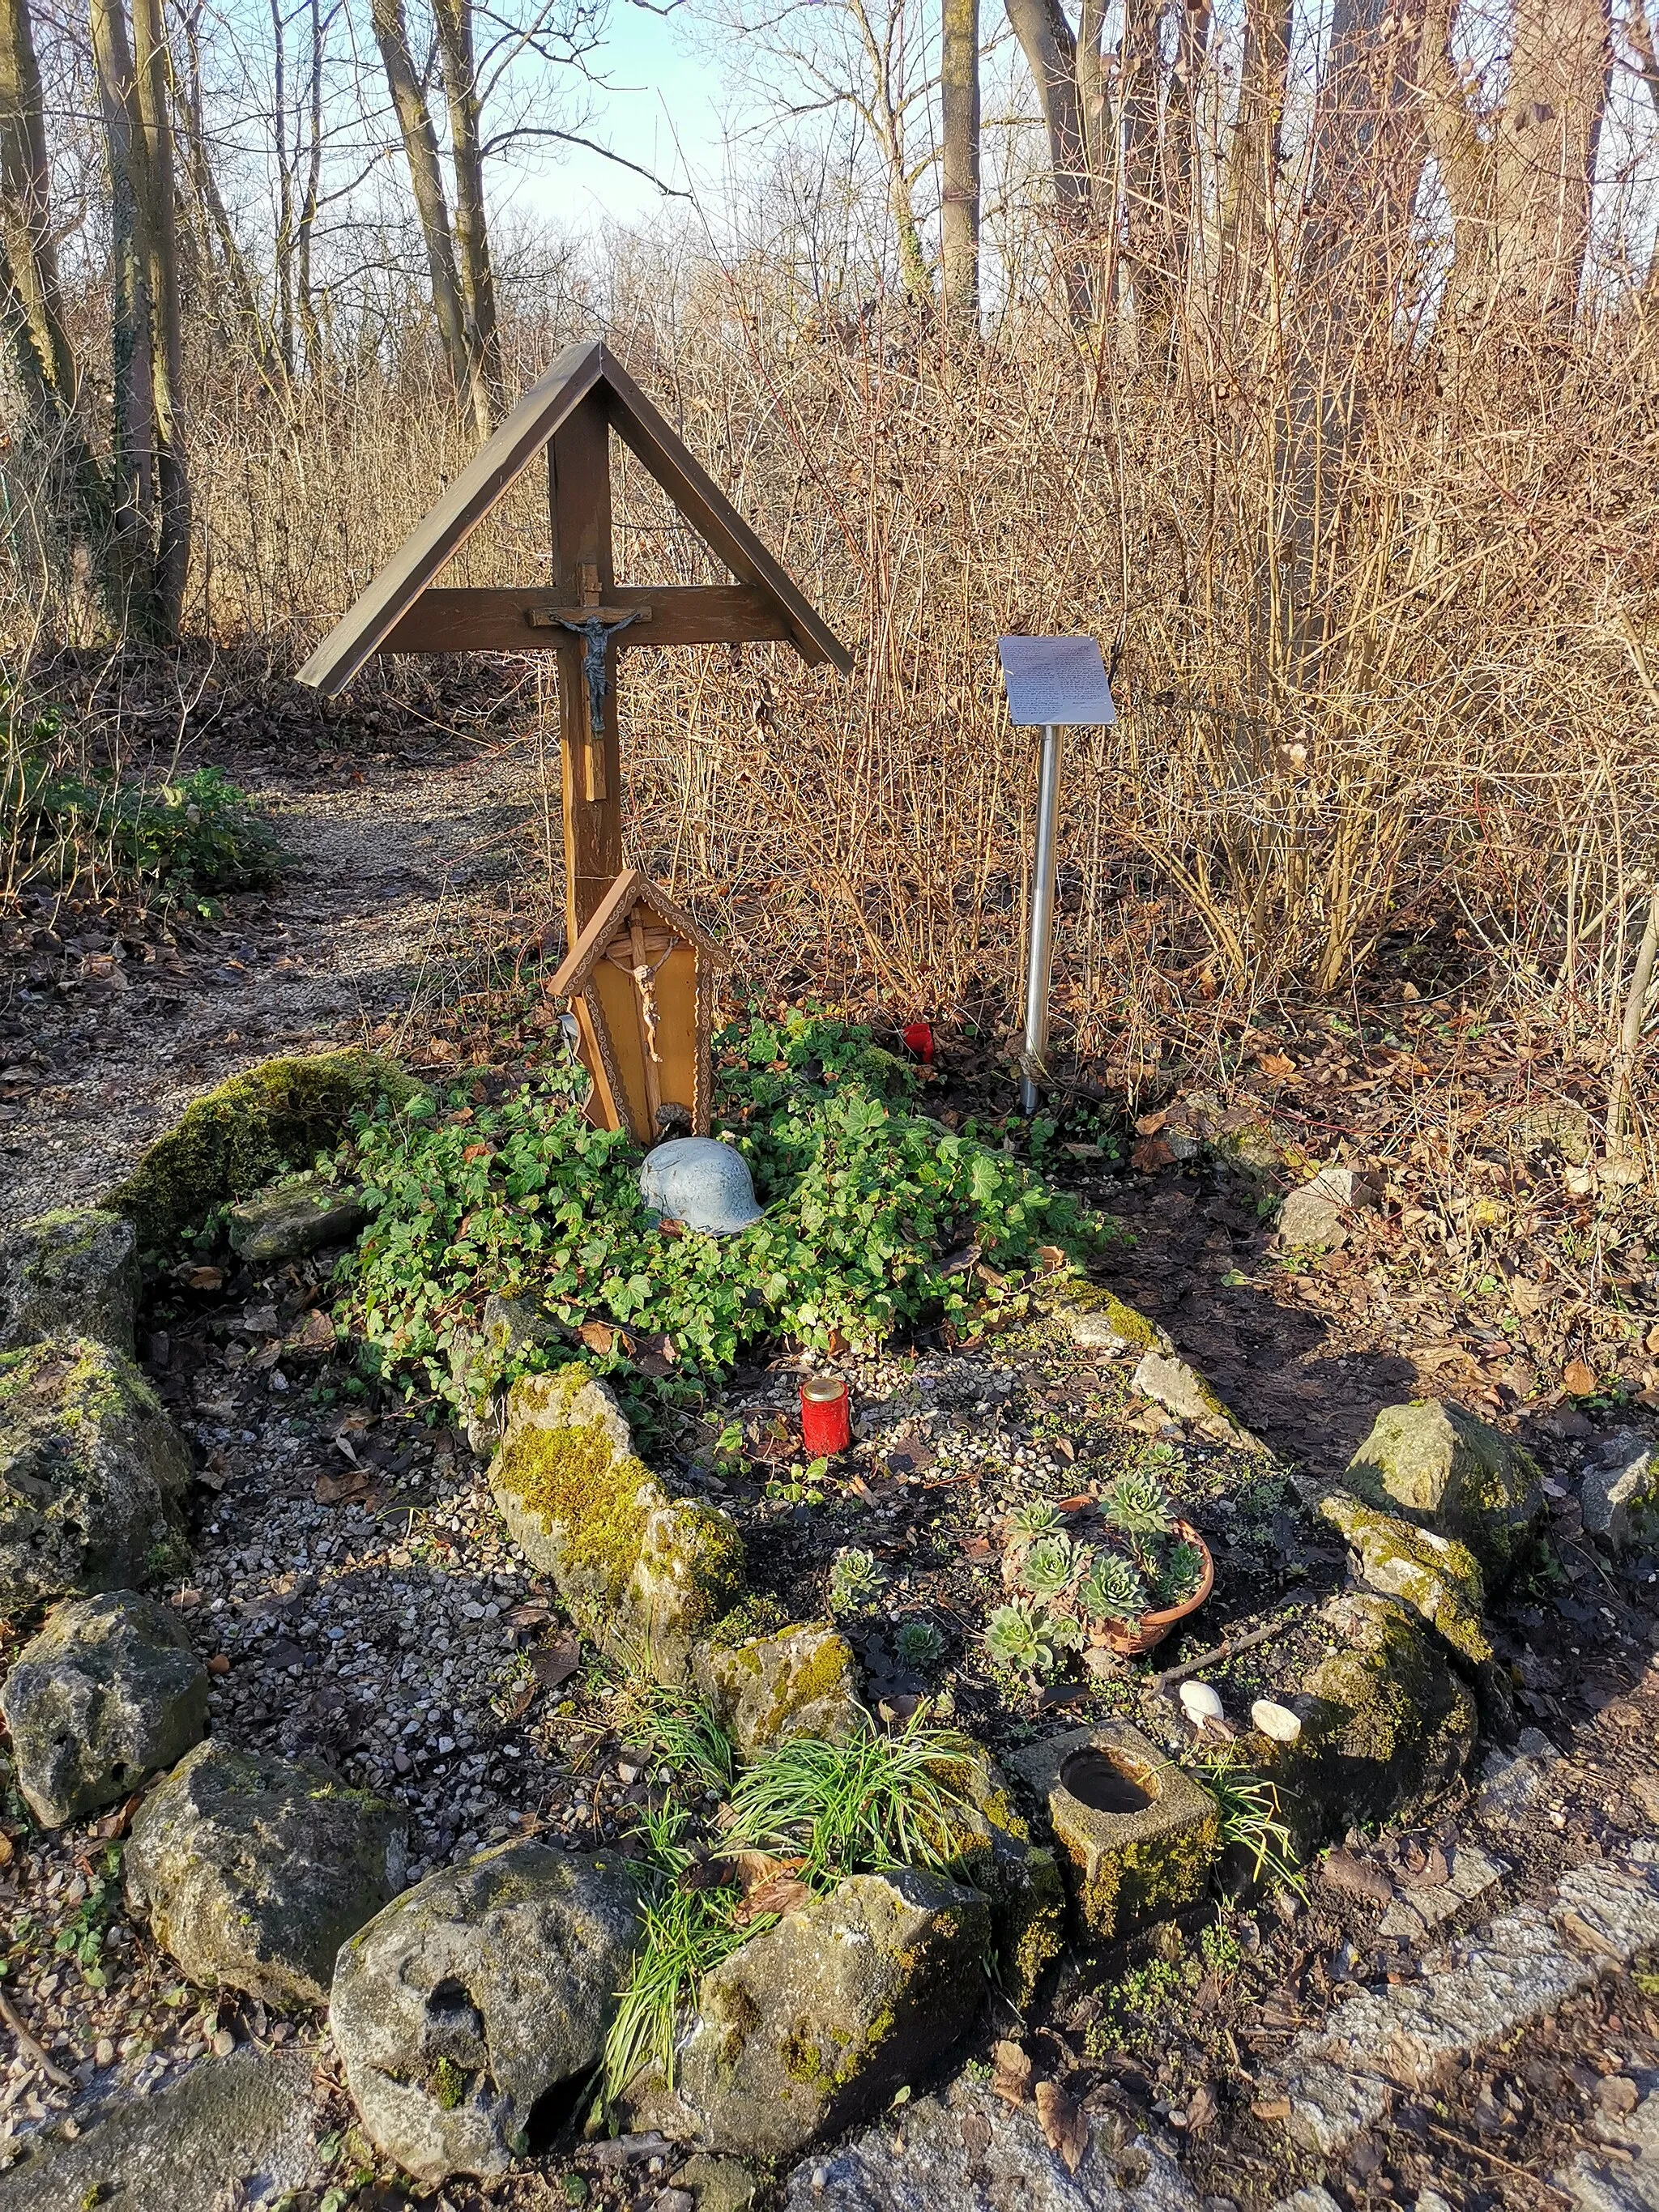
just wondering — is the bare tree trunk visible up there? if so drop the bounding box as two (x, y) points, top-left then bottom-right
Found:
(1117, 0), (1167, 334)
(177, 4), (277, 380)
(432, 0), (500, 433)
(369, 0), (473, 412)
(89, 0), (153, 616)
(130, 0), (190, 634)
(1299, 0), (1427, 322)
(296, 0), (325, 378)
(940, 0), (980, 332)
(1004, 0), (1092, 318)
(1423, 0), (1611, 343)
(1220, 0), (1292, 320)
(4, 0), (116, 620)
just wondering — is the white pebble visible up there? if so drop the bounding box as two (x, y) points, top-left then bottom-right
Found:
(1179, 1681), (1223, 1728)
(1252, 1698), (1301, 1742)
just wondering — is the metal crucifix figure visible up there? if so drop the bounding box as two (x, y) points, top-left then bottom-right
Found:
(557, 605), (650, 739)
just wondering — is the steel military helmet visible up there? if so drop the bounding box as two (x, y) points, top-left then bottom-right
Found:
(638, 1137), (765, 1236)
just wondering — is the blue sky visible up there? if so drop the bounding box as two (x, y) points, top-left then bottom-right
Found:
(520, 4), (731, 231)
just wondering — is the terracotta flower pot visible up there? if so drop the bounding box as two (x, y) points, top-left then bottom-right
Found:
(1098, 1523), (1214, 1656)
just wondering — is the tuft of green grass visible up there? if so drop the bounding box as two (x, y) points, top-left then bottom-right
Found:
(1197, 1750), (1305, 1899)
(603, 1801), (754, 2103)
(603, 1707), (983, 2108)
(723, 1709), (979, 1885)
(620, 1685), (736, 1796)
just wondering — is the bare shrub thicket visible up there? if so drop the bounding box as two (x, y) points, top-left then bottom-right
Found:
(2, 0), (1657, 1138)
(150, 236), (1659, 1116)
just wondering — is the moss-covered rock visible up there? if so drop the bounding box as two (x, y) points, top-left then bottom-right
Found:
(1317, 1492), (1491, 1665)
(108, 1050), (421, 1252)
(0, 1589), (207, 1827)
(331, 1840), (642, 2184)
(931, 1741), (1064, 2008)
(630, 1868), (989, 2162)
(1046, 1281), (1167, 1356)
(1009, 1721), (1219, 1941)
(0, 1210), (139, 1354)
(449, 1291), (564, 1454)
(1343, 1400), (1544, 1586)
(0, 1336), (191, 1614)
(1249, 1591), (1478, 1843)
(693, 1622), (863, 1755)
(126, 1741), (407, 2009)
(490, 1366), (744, 1681)
(225, 1172), (369, 1264)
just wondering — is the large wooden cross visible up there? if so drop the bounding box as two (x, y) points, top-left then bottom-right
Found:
(296, 340), (851, 941)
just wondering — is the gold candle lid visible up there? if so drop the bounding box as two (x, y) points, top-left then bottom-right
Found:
(802, 1375), (847, 1402)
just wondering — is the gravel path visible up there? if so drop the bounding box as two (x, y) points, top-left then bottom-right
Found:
(0, 731), (544, 1227)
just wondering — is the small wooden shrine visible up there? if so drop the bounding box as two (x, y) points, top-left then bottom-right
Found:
(296, 339), (851, 952)
(548, 868), (724, 1141)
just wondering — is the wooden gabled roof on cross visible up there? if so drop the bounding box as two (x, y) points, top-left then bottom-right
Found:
(295, 338), (851, 688)
(295, 337), (851, 940)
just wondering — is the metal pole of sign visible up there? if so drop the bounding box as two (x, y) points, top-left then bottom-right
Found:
(1021, 722), (1062, 1116)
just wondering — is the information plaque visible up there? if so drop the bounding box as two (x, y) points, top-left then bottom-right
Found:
(997, 634), (1117, 727)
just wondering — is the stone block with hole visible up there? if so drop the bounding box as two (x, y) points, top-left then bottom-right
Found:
(0, 1589), (207, 1828)
(331, 1839), (643, 2184)
(1008, 1720), (1219, 1941)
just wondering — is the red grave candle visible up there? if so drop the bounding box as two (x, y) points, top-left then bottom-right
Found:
(800, 1373), (851, 1455)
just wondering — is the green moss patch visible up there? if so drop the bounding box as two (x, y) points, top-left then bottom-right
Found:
(109, 1049), (424, 1254)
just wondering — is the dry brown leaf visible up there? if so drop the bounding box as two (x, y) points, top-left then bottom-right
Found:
(179, 1264), (224, 1292)
(1319, 1848), (1395, 1904)
(1256, 1053), (1297, 1078)
(1252, 2097), (1292, 2122)
(737, 1873), (810, 1923)
(0, 1833), (12, 1868)
(1132, 1110), (1168, 1136)
(1397, 1843), (1450, 1890)
(992, 2040), (1033, 2107)
(1035, 2079), (1088, 2172)
(531, 1633), (581, 1689)
(578, 1319), (617, 1356)
(1184, 2083), (1218, 2133)
(315, 1466), (378, 1507)
(1130, 1138), (1174, 1172)
(1563, 1359), (1598, 1396)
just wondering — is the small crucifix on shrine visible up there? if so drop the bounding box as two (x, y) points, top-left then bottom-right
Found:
(296, 339), (851, 1135)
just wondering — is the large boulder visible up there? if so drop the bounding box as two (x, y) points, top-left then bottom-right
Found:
(226, 1172), (368, 1264)
(1343, 1400), (1544, 1584)
(125, 1741), (407, 2008)
(0, 1590), (207, 1827)
(693, 1622), (864, 1755)
(1249, 1591), (1478, 1842)
(0, 1209), (139, 1353)
(780, 2073), (1193, 2212)
(331, 1839), (642, 2185)
(490, 1367), (744, 1679)
(108, 1048), (421, 1251)
(0, 1336), (191, 1613)
(633, 1869), (990, 2163)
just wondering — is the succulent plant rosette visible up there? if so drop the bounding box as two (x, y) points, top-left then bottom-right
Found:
(985, 1446), (1209, 1680)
